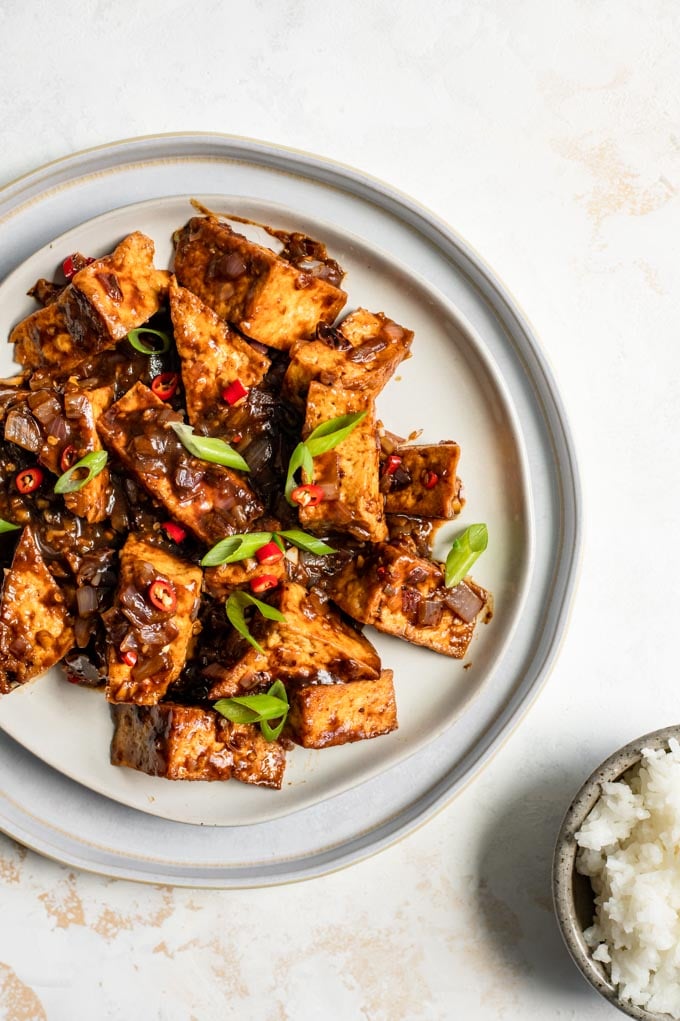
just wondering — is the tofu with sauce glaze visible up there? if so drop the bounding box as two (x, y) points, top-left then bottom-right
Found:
(0, 527), (74, 693)
(325, 540), (488, 659)
(207, 580), (381, 699)
(97, 382), (263, 543)
(174, 216), (347, 350)
(283, 309), (413, 410)
(169, 277), (270, 432)
(110, 703), (286, 788)
(298, 382), (387, 543)
(287, 669), (398, 749)
(105, 535), (202, 705)
(61, 385), (114, 523)
(10, 232), (170, 371)
(383, 442), (465, 519)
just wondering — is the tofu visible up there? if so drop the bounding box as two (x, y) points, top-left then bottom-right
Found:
(0, 527), (74, 692)
(10, 233), (170, 371)
(203, 557), (287, 601)
(174, 216), (347, 350)
(383, 442), (465, 519)
(169, 277), (270, 432)
(61, 385), (114, 523)
(109, 703), (286, 788)
(283, 308), (413, 409)
(105, 535), (202, 705)
(97, 382), (263, 543)
(208, 581), (381, 698)
(299, 383), (387, 542)
(325, 541), (488, 658)
(287, 669), (398, 748)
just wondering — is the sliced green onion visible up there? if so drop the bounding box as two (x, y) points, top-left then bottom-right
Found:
(201, 531), (274, 568)
(170, 422), (250, 472)
(277, 529), (336, 555)
(214, 680), (289, 743)
(0, 518), (20, 534)
(444, 523), (488, 588)
(54, 450), (109, 495)
(127, 327), (171, 354)
(284, 441), (314, 504)
(305, 411), (367, 457)
(225, 590), (286, 654)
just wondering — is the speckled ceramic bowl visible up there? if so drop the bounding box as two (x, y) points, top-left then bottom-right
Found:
(553, 726), (680, 1021)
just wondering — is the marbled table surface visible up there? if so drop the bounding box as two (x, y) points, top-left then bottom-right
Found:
(0, 1), (678, 1017)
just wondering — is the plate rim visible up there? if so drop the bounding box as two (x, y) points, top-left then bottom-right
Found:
(0, 132), (582, 886)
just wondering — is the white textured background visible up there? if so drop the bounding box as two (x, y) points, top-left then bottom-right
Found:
(0, 1), (679, 1018)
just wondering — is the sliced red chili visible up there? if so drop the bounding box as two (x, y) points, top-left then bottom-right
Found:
(151, 371), (179, 401)
(60, 444), (78, 473)
(120, 649), (138, 667)
(383, 454), (402, 476)
(16, 466), (44, 494)
(221, 379), (249, 406)
(62, 253), (94, 280)
(422, 470), (439, 490)
(148, 579), (177, 612)
(250, 574), (279, 594)
(160, 521), (187, 543)
(256, 541), (284, 565)
(290, 484), (324, 508)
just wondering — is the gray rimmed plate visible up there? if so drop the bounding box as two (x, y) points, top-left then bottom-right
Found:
(0, 134), (581, 887)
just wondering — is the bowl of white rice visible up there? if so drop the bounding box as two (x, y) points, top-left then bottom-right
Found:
(554, 727), (680, 1020)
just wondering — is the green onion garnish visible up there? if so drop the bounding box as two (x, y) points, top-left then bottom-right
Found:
(284, 412), (366, 506)
(0, 518), (20, 534)
(225, 590), (286, 654)
(277, 529), (336, 555)
(170, 422), (250, 472)
(214, 679), (289, 743)
(126, 327), (171, 354)
(54, 450), (109, 495)
(201, 531), (274, 568)
(444, 523), (488, 588)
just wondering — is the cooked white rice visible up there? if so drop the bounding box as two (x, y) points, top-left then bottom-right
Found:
(575, 738), (680, 1016)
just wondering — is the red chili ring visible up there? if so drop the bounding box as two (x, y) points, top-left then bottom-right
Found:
(250, 574), (279, 594)
(151, 371), (179, 401)
(422, 470), (439, 490)
(160, 521), (187, 543)
(120, 649), (138, 667)
(290, 484), (324, 508)
(16, 466), (44, 494)
(148, 578), (177, 612)
(383, 454), (402, 476)
(221, 379), (249, 406)
(255, 541), (284, 565)
(60, 444), (78, 473)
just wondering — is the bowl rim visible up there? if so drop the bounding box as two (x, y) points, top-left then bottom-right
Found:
(552, 725), (680, 1021)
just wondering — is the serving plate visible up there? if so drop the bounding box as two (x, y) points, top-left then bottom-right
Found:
(0, 134), (581, 886)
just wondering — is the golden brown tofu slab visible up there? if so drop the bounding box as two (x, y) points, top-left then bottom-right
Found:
(10, 233), (169, 372)
(61, 385), (114, 523)
(105, 535), (202, 705)
(97, 382), (263, 543)
(299, 383), (387, 543)
(174, 217), (347, 350)
(383, 442), (465, 519)
(283, 309), (413, 409)
(208, 581), (381, 698)
(110, 703), (286, 788)
(287, 669), (398, 749)
(0, 527), (74, 692)
(325, 541), (488, 659)
(169, 277), (270, 431)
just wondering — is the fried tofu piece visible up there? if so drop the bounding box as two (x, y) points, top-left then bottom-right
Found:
(0, 527), (74, 692)
(105, 535), (202, 705)
(109, 703), (286, 788)
(287, 669), (398, 749)
(10, 233), (169, 371)
(208, 581), (381, 698)
(174, 216), (347, 350)
(283, 309), (413, 409)
(169, 277), (270, 432)
(298, 383), (387, 542)
(98, 382), (263, 543)
(61, 385), (114, 523)
(325, 540), (488, 658)
(203, 557), (287, 601)
(383, 442), (465, 519)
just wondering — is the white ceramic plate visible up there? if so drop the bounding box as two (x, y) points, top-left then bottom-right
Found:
(0, 135), (581, 885)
